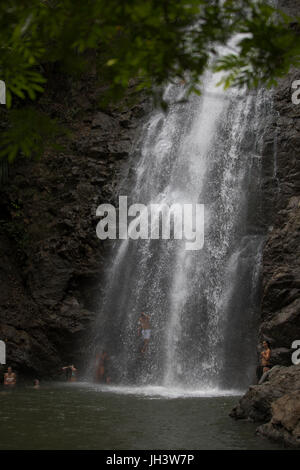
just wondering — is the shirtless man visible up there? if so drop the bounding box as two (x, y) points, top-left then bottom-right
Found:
(62, 364), (77, 382)
(261, 340), (271, 374)
(138, 313), (151, 354)
(4, 367), (16, 387)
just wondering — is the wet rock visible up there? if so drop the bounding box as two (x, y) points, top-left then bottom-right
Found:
(230, 365), (300, 426)
(269, 348), (293, 367)
(257, 391), (300, 448)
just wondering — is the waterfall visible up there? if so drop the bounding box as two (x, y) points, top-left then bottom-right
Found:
(90, 66), (270, 393)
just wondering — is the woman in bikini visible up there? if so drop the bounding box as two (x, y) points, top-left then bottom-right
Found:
(4, 367), (16, 387)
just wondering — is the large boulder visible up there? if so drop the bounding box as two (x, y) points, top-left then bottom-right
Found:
(257, 391), (300, 448)
(231, 365), (300, 447)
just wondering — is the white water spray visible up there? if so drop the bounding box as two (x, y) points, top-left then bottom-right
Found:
(90, 59), (270, 394)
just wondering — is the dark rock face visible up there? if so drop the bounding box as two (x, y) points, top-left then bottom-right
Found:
(261, 69), (300, 359)
(231, 0), (300, 448)
(256, 53), (300, 449)
(0, 73), (150, 379)
(261, 193), (300, 360)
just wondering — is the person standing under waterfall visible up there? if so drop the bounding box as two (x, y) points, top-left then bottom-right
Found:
(138, 313), (151, 354)
(95, 351), (111, 383)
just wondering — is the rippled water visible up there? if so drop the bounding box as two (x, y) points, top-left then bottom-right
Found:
(0, 384), (282, 450)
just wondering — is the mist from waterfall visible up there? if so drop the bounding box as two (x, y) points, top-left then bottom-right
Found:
(89, 64), (270, 393)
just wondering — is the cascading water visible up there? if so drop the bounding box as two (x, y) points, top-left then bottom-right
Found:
(89, 60), (270, 393)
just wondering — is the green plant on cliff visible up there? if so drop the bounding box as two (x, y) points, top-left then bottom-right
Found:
(0, 0), (299, 164)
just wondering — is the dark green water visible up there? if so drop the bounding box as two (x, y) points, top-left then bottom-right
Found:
(0, 383), (282, 450)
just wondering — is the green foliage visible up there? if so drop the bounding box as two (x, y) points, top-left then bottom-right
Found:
(214, 2), (300, 88)
(0, 108), (65, 163)
(0, 0), (299, 164)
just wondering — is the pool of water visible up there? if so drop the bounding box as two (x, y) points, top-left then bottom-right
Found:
(0, 383), (282, 450)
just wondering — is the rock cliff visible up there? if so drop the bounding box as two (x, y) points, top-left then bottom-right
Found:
(230, 0), (300, 448)
(0, 71), (149, 379)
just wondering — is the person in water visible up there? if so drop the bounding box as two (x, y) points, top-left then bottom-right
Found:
(138, 312), (151, 353)
(62, 364), (77, 382)
(33, 379), (40, 389)
(95, 351), (110, 384)
(4, 366), (16, 387)
(260, 340), (271, 374)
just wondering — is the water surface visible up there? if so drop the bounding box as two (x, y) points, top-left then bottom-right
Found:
(0, 383), (281, 450)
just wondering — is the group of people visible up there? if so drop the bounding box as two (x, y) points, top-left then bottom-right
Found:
(2, 366), (40, 389)
(60, 354), (112, 384)
(0, 313), (152, 389)
(1, 365), (78, 388)
(138, 315), (272, 383)
(93, 312), (152, 384)
(2, 319), (272, 387)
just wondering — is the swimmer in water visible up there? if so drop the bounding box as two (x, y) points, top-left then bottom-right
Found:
(4, 366), (16, 387)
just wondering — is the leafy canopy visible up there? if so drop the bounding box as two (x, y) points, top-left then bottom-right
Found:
(0, 0), (299, 163)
